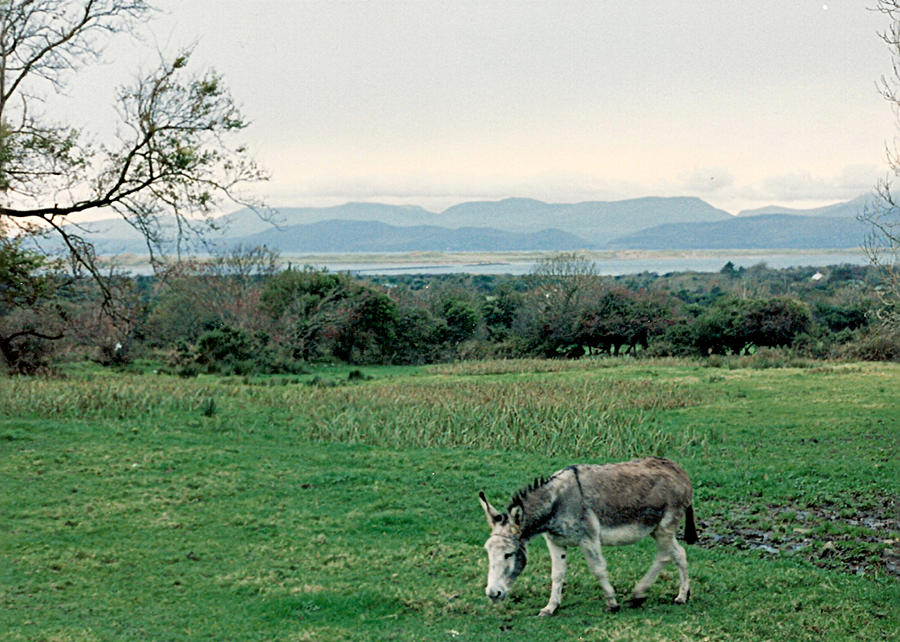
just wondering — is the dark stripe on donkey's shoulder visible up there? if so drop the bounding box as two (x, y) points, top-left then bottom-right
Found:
(565, 465), (584, 497)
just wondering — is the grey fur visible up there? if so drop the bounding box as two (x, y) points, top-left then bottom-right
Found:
(479, 456), (697, 615)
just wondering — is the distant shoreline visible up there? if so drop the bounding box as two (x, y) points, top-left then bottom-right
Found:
(277, 248), (865, 265)
(101, 248), (868, 276)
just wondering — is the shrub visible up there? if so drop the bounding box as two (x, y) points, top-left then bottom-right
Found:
(790, 332), (833, 359)
(177, 363), (201, 378)
(645, 320), (698, 357)
(838, 326), (900, 362)
(0, 334), (56, 375)
(196, 326), (255, 365)
(693, 296), (810, 355)
(190, 325), (307, 375)
(439, 298), (480, 345)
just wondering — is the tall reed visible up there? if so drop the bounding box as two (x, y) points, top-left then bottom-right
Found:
(292, 377), (709, 458)
(1, 369), (710, 458)
(0, 376), (214, 420)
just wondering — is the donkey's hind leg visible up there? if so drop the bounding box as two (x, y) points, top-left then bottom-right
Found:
(670, 535), (690, 604)
(629, 530), (690, 606)
(628, 534), (670, 607)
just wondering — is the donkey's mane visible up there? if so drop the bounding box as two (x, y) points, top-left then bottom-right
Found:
(508, 476), (550, 512)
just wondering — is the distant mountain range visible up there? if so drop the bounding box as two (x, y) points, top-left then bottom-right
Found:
(736, 194), (873, 218)
(607, 213), (872, 250)
(63, 194), (876, 254)
(238, 220), (592, 252)
(215, 196), (732, 245)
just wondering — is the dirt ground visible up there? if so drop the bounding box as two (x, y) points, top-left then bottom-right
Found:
(697, 494), (899, 577)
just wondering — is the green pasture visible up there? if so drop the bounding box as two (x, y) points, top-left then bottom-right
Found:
(1, 359), (897, 640)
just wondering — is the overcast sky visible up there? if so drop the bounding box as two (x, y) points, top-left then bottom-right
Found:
(70, 1), (894, 215)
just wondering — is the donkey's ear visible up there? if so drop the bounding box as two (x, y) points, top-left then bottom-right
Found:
(509, 504), (524, 534)
(478, 491), (502, 527)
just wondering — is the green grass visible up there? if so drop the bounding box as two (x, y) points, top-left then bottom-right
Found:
(1, 360), (898, 640)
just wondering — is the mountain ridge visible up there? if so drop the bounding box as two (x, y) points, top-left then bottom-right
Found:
(607, 213), (870, 250)
(59, 194), (872, 253)
(235, 219), (594, 253)
(737, 194), (871, 218)
(214, 195), (733, 244)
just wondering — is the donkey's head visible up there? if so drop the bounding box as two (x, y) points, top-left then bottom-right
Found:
(478, 491), (527, 603)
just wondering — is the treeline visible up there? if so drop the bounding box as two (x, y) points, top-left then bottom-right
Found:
(1, 244), (897, 375)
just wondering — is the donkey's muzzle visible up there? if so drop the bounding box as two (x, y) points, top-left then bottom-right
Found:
(486, 587), (507, 602)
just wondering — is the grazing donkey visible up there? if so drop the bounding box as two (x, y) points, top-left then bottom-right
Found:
(478, 456), (697, 615)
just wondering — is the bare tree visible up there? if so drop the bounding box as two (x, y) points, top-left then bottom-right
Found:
(148, 244), (280, 342)
(529, 252), (602, 313)
(0, 0), (267, 301)
(523, 252), (605, 357)
(862, 0), (900, 328)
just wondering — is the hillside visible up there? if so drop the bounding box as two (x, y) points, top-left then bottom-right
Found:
(238, 219), (594, 252)
(737, 194), (872, 218)
(607, 213), (870, 249)
(216, 202), (432, 237)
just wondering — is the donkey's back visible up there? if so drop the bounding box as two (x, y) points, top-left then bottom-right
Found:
(576, 456), (695, 543)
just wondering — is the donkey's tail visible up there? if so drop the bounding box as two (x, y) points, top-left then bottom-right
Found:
(683, 504), (698, 544)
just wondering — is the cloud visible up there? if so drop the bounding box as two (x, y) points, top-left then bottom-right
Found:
(255, 162), (883, 216)
(272, 171), (656, 208)
(752, 164), (880, 203)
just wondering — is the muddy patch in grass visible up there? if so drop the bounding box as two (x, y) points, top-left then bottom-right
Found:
(697, 495), (899, 577)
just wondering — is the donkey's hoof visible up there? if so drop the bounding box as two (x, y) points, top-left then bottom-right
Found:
(606, 603), (621, 613)
(627, 596), (647, 608)
(674, 589), (691, 605)
(538, 608), (556, 617)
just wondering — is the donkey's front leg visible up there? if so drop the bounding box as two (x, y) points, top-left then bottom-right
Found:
(539, 535), (567, 616)
(580, 537), (619, 612)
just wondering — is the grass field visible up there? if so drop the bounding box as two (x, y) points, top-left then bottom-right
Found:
(2, 359), (898, 640)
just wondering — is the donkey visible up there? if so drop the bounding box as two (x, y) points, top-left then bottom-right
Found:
(478, 456), (697, 616)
